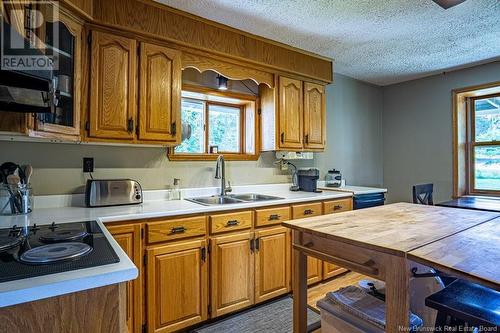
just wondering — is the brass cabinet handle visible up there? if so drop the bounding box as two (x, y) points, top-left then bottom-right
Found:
(200, 247), (206, 262)
(171, 121), (177, 135)
(255, 238), (260, 251)
(170, 226), (186, 234)
(334, 205), (343, 210)
(305, 134), (309, 144)
(127, 118), (134, 133)
(280, 132), (284, 143)
(269, 214), (281, 221)
(304, 209), (313, 215)
(226, 220), (239, 227)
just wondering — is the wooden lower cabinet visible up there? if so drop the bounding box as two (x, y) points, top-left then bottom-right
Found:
(210, 232), (254, 317)
(254, 227), (291, 303)
(146, 239), (208, 333)
(323, 262), (348, 280)
(291, 202), (324, 285)
(107, 198), (354, 332)
(321, 198), (353, 280)
(107, 223), (142, 333)
(307, 257), (323, 285)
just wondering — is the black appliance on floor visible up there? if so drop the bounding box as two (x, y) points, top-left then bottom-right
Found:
(353, 193), (386, 210)
(0, 221), (119, 283)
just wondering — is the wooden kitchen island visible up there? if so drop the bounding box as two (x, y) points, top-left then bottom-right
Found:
(283, 202), (500, 333)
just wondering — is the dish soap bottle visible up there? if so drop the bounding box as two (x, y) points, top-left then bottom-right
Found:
(170, 178), (182, 200)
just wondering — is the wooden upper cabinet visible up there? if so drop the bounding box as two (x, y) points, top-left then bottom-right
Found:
(303, 82), (326, 150)
(89, 31), (136, 140)
(147, 239), (208, 333)
(32, 13), (82, 139)
(107, 223), (142, 333)
(254, 227), (290, 303)
(278, 76), (303, 149)
(138, 43), (181, 143)
(210, 232), (254, 318)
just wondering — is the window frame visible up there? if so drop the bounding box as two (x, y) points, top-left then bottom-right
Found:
(468, 93), (500, 196)
(168, 85), (260, 161)
(205, 100), (245, 154)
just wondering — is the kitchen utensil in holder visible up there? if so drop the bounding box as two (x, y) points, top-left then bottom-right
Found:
(0, 184), (33, 215)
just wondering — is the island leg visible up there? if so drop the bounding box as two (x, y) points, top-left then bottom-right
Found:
(293, 246), (308, 333)
(385, 255), (410, 333)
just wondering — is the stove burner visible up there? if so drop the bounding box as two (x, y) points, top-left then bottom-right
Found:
(0, 236), (22, 251)
(19, 242), (93, 264)
(39, 229), (88, 243)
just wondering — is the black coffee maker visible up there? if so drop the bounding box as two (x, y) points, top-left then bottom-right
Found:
(297, 168), (321, 192)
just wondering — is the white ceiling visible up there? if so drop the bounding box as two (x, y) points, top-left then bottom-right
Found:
(155, 0), (500, 86)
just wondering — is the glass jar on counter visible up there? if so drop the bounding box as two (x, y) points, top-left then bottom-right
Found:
(0, 184), (33, 215)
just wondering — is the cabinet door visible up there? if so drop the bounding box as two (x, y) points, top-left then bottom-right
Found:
(138, 43), (181, 143)
(107, 223), (142, 333)
(33, 12), (82, 139)
(211, 232), (254, 317)
(303, 82), (326, 150)
(278, 76), (303, 149)
(254, 227), (290, 303)
(89, 31), (137, 140)
(323, 262), (348, 280)
(307, 257), (323, 285)
(147, 239), (208, 333)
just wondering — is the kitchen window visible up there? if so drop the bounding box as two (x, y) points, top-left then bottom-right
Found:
(169, 87), (258, 160)
(469, 94), (500, 194)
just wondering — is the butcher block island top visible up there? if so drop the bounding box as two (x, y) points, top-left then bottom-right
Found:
(408, 219), (500, 290)
(283, 202), (500, 255)
(284, 202), (500, 333)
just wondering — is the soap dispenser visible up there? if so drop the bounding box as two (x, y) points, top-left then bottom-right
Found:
(170, 178), (182, 200)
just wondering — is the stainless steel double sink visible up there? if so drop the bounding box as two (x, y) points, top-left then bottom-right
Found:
(187, 193), (284, 206)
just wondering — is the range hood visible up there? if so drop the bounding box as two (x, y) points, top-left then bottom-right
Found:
(0, 20), (55, 113)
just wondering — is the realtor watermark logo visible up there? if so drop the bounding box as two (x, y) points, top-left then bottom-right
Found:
(1, 0), (59, 71)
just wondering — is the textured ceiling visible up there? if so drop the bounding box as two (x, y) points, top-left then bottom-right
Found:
(155, 0), (500, 86)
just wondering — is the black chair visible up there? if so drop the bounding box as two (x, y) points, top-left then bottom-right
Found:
(425, 279), (500, 331)
(412, 183), (434, 205)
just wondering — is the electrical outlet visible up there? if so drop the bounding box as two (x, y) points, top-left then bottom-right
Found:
(83, 157), (94, 173)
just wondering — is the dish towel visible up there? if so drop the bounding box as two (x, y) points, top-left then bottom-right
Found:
(327, 286), (423, 331)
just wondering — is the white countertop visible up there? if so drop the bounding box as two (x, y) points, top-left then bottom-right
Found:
(1, 184), (353, 227)
(0, 183), (352, 307)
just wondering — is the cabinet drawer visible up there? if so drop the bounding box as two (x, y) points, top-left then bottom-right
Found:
(147, 216), (206, 243)
(291, 202), (323, 219)
(210, 211), (253, 234)
(323, 198), (352, 214)
(255, 206), (291, 227)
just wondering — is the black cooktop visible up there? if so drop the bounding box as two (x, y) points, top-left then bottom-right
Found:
(0, 221), (120, 283)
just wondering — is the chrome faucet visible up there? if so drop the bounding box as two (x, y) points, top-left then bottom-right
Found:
(215, 155), (232, 196)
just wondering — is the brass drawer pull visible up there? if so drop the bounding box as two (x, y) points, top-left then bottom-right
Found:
(269, 214), (281, 221)
(334, 205), (343, 210)
(226, 220), (240, 227)
(304, 209), (313, 215)
(170, 226), (186, 234)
